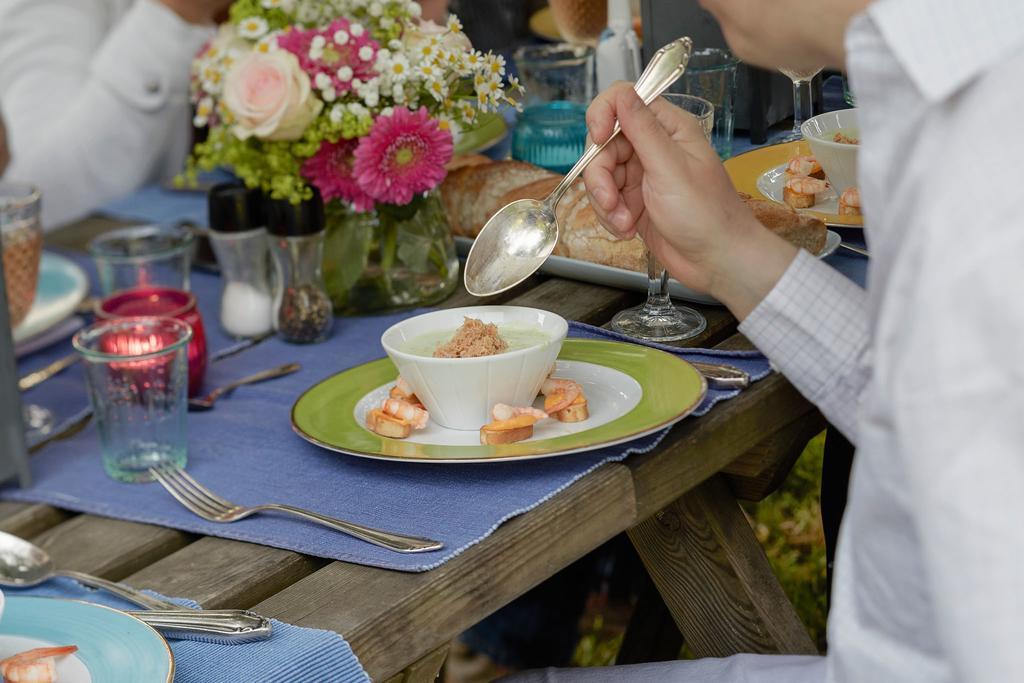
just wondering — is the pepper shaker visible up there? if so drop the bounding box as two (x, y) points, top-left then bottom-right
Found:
(207, 183), (274, 339)
(266, 189), (333, 344)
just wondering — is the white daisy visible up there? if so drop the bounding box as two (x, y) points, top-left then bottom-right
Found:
(237, 16), (269, 39)
(427, 78), (448, 101)
(193, 96), (214, 127)
(387, 54), (410, 82)
(485, 54), (506, 78)
(447, 15), (463, 33)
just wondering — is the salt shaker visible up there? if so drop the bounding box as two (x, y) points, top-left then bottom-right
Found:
(266, 189), (333, 344)
(207, 183), (274, 339)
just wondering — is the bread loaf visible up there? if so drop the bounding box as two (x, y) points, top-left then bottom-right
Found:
(440, 161), (828, 272)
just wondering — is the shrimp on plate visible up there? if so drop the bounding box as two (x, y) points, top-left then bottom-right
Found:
(0, 645), (78, 683)
(388, 376), (423, 406)
(782, 176), (830, 209)
(380, 398), (429, 430)
(492, 404), (548, 422)
(838, 186), (861, 216)
(784, 155), (824, 179)
(539, 378), (583, 414)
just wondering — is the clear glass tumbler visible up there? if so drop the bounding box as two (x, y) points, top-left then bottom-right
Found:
(512, 43), (594, 174)
(676, 47), (740, 159)
(88, 224), (194, 296)
(73, 317), (191, 483)
(610, 94), (714, 343)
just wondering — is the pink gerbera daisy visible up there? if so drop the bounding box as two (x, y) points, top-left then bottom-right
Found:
(302, 138), (375, 212)
(353, 107), (453, 206)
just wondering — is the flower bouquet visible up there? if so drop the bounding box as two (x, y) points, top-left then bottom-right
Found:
(186, 0), (523, 312)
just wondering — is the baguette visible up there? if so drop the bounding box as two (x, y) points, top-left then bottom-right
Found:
(480, 423), (534, 445)
(440, 160), (557, 237)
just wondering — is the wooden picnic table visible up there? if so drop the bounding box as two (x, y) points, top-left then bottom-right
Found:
(4, 217), (825, 681)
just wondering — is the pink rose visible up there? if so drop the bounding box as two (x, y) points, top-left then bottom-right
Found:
(223, 51), (322, 141)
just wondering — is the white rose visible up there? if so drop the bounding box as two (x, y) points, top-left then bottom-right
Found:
(223, 51), (323, 141)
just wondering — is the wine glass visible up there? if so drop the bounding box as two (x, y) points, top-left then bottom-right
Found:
(610, 94), (713, 343)
(779, 66), (823, 142)
(0, 182), (55, 439)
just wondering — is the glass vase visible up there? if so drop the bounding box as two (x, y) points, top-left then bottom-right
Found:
(322, 191), (459, 314)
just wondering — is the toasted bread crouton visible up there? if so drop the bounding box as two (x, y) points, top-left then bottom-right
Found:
(552, 396), (589, 423)
(783, 185), (815, 209)
(366, 408), (412, 439)
(838, 200), (861, 216)
(480, 414), (539, 445)
(388, 385), (423, 407)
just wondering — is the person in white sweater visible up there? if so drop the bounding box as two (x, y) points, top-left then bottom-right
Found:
(0, 0), (229, 230)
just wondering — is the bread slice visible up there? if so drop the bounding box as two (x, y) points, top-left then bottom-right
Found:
(480, 424), (534, 444)
(782, 185), (816, 209)
(741, 195), (827, 254)
(552, 396), (589, 423)
(366, 408), (411, 439)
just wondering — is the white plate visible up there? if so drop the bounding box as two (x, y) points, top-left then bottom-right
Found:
(12, 252), (89, 344)
(456, 231), (840, 304)
(757, 163), (843, 216)
(355, 359), (642, 447)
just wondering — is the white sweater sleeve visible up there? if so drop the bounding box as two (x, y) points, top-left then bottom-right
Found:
(0, 0), (211, 229)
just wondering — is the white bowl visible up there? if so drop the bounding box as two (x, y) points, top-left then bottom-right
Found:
(381, 306), (568, 430)
(801, 108), (859, 193)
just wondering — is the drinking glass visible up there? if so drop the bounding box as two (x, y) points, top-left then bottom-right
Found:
(675, 47), (740, 159)
(610, 94), (713, 343)
(73, 317), (191, 483)
(779, 66), (824, 142)
(88, 224), (194, 296)
(512, 43), (594, 174)
(1, 183), (54, 438)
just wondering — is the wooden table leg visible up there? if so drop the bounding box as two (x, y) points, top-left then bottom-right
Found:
(384, 644), (450, 683)
(628, 476), (818, 657)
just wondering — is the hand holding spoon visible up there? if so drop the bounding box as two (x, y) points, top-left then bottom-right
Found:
(464, 37), (693, 297)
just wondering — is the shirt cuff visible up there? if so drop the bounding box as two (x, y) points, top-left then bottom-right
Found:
(90, 0), (212, 112)
(739, 249), (870, 410)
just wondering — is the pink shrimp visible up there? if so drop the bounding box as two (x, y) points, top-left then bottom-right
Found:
(785, 155), (822, 177)
(0, 646), (78, 683)
(492, 403), (548, 422)
(380, 398), (429, 430)
(539, 378), (582, 413)
(784, 176), (830, 195)
(839, 186), (860, 208)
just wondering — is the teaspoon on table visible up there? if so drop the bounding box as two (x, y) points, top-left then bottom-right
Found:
(464, 37), (693, 297)
(0, 530), (271, 643)
(188, 362), (301, 411)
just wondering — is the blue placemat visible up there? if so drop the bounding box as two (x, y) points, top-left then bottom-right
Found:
(8, 255), (772, 572)
(5, 578), (368, 682)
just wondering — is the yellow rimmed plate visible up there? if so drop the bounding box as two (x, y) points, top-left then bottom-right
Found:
(725, 140), (863, 227)
(291, 339), (706, 464)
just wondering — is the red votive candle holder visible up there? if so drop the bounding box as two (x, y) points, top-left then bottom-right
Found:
(96, 287), (207, 396)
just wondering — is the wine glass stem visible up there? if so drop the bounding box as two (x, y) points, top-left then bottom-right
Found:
(792, 79), (813, 135)
(645, 248), (672, 309)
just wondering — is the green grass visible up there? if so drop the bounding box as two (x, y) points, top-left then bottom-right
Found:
(572, 432), (830, 666)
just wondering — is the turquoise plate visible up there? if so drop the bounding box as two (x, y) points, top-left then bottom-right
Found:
(12, 252), (89, 343)
(0, 597), (173, 682)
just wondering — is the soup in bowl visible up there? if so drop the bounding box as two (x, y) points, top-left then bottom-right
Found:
(801, 108), (858, 193)
(381, 306), (568, 430)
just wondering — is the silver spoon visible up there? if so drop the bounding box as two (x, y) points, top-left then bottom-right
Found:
(0, 530), (271, 643)
(839, 241), (870, 257)
(188, 362), (301, 411)
(464, 37), (693, 297)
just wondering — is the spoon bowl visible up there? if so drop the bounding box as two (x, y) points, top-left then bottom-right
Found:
(0, 531), (54, 587)
(463, 200), (557, 297)
(464, 37), (693, 297)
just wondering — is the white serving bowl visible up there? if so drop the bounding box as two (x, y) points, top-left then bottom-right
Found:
(801, 108), (859, 193)
(381, 306), (568, 431)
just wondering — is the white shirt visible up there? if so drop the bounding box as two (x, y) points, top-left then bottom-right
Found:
(737, 1), (1024, 681)
(0, 0), (211, 229)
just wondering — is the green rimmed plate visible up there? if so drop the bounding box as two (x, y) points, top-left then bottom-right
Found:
(291, 339), (706, 463)
(0, 596), (173, 682)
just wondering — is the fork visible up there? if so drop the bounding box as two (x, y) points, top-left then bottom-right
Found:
(148, 464), (443, 553)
